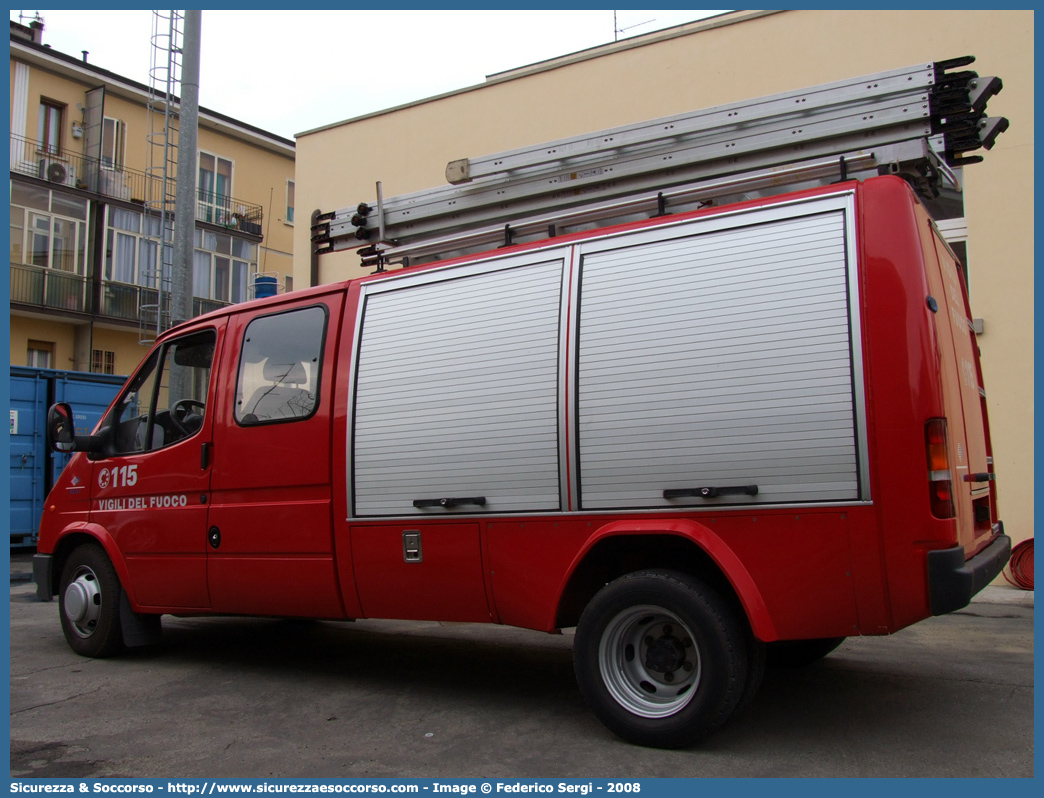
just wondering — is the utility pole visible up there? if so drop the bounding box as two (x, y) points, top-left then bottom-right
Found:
(171, 10), (201, 327)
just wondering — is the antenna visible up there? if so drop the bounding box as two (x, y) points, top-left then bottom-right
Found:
(613, 10), (654, 42)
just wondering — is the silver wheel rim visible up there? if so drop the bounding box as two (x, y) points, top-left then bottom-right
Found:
(598, 604), (701, 718)
(63, 565), (103, 639)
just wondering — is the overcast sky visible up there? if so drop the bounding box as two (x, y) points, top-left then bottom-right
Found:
(11, 9), (729, 140)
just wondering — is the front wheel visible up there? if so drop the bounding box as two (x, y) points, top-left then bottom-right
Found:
(58, 543), (125, 658)
(574, 570), (748, 748)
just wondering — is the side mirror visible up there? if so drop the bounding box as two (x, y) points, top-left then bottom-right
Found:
(47, 403), (76, 452)
(47, 402), (103, 454)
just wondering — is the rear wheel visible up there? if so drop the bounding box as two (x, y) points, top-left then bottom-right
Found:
(58, 543), (125, 658)
(574, 570), (748, 748)
(737, 634), (766, 713)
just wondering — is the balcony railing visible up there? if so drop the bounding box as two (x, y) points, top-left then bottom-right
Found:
(10, 263), (91, 313)
(10, 264), (233, 324)
(100, 282), (230, 323)
(10, 133), (263, 234)
(196, 189), (263, 235)
(194, 297), (230, 316)
(100, 282), (150, 321)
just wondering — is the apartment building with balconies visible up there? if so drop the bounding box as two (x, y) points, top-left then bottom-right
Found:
(9, 18), (296, 376)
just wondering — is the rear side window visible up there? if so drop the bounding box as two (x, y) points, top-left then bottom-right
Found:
(235, 306), (327, 426)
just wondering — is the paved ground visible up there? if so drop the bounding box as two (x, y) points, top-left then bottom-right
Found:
(8, 553), (1034, 779)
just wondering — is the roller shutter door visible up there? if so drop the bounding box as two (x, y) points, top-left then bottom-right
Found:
(577, 210), (859, 509)
(353, 259), (563, 516)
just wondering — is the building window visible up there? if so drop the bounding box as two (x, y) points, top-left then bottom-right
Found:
(105, 207), (161, 286)
(193, 227), (257, 305)
(27, 340), (54, 369)
(10, 182), (88, 273)
(38, 99), (63, 155)
(286, 180), (295, 225)
(198, 151), (234, 225)
(91, 349), (116, 375)
(11, 203), (25, 264)
(101, 117), (126, 170)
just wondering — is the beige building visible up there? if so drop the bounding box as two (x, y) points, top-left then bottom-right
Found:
(295, 10), (1033, 563)
(9, 17), (296, 377)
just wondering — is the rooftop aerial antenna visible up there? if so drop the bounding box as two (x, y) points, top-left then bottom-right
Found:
(613, 10), (654, 41)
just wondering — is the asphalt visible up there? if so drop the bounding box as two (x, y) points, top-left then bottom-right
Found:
(10, 550), (34, 584)
(8, 548), (1035, 778)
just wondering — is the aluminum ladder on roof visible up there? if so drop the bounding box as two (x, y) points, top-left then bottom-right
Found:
(312, 55), (1007, 268)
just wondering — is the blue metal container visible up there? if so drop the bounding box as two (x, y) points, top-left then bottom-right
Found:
(8, 367), (125, 548)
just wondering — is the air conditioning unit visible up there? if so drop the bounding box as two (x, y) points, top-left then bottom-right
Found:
(37, 156), (76, 187)
(100, 170), (132, 201)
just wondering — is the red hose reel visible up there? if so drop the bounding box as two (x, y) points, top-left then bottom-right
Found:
(1003, 538), (1034, 590)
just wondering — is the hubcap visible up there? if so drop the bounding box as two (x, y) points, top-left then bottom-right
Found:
(598, 605), (701, 718)
(63, 566), (102, 638)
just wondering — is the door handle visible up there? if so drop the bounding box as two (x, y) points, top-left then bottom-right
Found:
(208, 526), (221, 549)
(962, 473), (996, 483)
(412, 496), (487, 509)
(402, 530), (423, 563)
(663, 484), (759, 499)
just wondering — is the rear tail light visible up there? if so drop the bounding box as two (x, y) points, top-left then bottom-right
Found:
(925, 418), (955, 519)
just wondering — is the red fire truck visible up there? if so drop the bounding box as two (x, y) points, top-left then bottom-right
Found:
(35, 59), (1010, 748)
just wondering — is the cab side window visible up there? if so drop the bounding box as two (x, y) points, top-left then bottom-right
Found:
(235, 306), (327, 426)
(111, 330), (216, 454)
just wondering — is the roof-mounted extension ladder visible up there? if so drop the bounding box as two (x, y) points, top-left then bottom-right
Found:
(312, 55), (1007, 268)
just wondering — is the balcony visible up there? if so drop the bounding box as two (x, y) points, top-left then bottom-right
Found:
(10, 264), (232, 325)
(100, 283), (230, 324)
(10, 263), (91, 314)
(9, 133), (263, 235)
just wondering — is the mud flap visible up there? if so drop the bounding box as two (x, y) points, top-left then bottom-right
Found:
(32, 553), (54, 601)
(119, 590), (163, 647)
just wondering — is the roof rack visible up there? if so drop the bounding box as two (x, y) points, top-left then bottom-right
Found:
(313, 56), (1007, 268)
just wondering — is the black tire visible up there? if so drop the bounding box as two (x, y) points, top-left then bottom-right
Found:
(766, 636), (845, 668)
(737, 634), (766, 714)
(574, 570), (748, 748)
(58, 543), (125, 658)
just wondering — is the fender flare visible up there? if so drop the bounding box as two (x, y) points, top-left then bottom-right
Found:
(53, 522), (139, 609)
(557, 518), (779, 641)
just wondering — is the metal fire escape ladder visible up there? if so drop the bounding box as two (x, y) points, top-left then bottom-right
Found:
(141, 10), (184, 343)
(313, 56), (1007, 267)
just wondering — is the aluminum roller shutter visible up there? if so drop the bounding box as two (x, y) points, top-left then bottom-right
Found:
(353, 259), (563, 516)
(577, 210), (859, 509)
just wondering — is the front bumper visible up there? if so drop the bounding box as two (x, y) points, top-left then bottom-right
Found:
(927, 525), (1011, 616)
